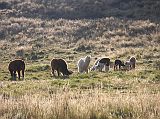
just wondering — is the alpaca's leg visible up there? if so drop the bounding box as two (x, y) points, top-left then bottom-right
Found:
(86, 68), (88, 73)
(105, 66), (109, 71)
(127, 65), (130, 71)
(78, 66), (83, 73)
(13, 71), (16, 77)
(100, 67), (103, 72)
(78, 67), (81, 73)
(126, 66), (129, 71)
(114, 65), (118, 71)
(98, 67), (101, 72)
(104, 65), (106, 72)
(100, 65), (103, 72)
(22, 70), (24, 80)
(114, 65), (116, 71)
(57, 69), (60, 76)
(13, 71), (17, 80)
(10, 71), (13, 77)
(119, 65), (121, 70)
(129, 65), (131, 70)
(52, 68), (55, 76)
(17, 70), (21, 80)
(133, 63), (135, 69)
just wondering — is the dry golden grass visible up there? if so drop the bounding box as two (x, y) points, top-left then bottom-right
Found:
(0, 86), (160, 119)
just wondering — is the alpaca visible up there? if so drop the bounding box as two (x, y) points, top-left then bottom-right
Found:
(91, 58), (110, 71)
(51, 58), (73, 77)
(124, 57), (136, 71)
(8, 59), (25, 80)
(114, 59), (125, 71)
(129, 57), (136, 69)
(124, 61), (132, 71)
(77, 55), (91, 73)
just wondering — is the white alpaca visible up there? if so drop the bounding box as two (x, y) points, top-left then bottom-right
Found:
(77, 55), (91, 73)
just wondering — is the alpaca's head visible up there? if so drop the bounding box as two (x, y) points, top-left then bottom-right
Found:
(90, 62), (104, 71)
(129, 57), (136, 63)
(90, 66), (96, 71)
(85, 55), (91, 63)
(64, 69), (73, 76)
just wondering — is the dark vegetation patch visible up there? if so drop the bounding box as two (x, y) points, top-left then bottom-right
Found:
(2, 0), (159, 21)
(0, 2), (11, 10)
(74, 44), (95, 52)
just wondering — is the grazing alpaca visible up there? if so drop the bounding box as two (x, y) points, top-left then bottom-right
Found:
(114, 59), (125, 71)
(91, 58), (110, 71)
(124, 61), (132, 71)
(91, 62), (104, 72)
(129, 57), (136, 69)
(8, 59), (25, 80)
(124, 57), (136, 71)
(77, 55), (91, 73)
(51, 58), (73, 77)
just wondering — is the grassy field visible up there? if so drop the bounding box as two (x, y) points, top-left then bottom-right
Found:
(0, 0), (160, 119)
(0, 59), (160, 119)
(0, 70), (160, 119)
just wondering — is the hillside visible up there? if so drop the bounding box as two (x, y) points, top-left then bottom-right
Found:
(0, 0), (160, 119)
(0, 0), (160, 77)
(0, 0), (160, 20)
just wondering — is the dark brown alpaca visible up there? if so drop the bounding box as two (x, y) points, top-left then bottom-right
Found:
(99, 58), (110, 71)
(98, 58), (110, 66)
(114, 59), (125, 71)
(8, 59), (25, 80)
(51, 58), (72, 77)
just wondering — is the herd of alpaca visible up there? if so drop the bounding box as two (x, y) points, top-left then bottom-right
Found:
(8, 56), (136, 80)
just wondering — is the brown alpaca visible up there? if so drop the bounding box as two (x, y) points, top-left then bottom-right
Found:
(51, 58), (72, 77)
(114, 59), (125, 71)
(8, 59), (25, 80)
(129, 57), (136, 69)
